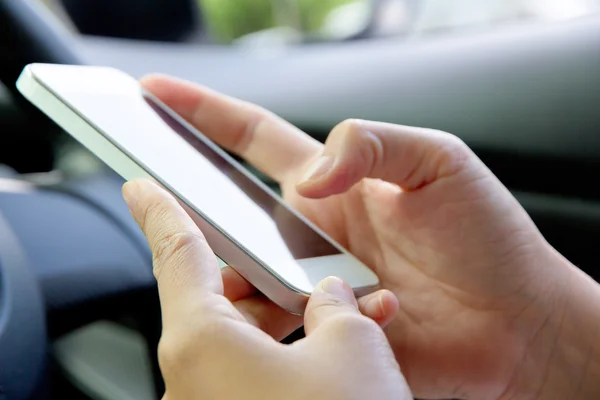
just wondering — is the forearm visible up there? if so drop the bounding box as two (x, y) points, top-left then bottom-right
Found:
(504, 254), (600, 399)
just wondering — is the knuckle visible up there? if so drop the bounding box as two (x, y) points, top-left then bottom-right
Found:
(338, 118), (360, 129)
(331, 119), (383, 171)
(158, 317), (229, 375)
(152, 231), (203, 278)
(157, 335), (196, 374)
(429, 130), (473, 175)
(232, 103), (271, 153)
(332, 119), (363, 140)
(431, 129), (467, 152)
(440, 131), (468, 151)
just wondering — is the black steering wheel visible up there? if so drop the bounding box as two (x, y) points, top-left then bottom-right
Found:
(0, 1), (165, 398)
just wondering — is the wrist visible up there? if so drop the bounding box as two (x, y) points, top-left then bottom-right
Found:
(502, 249), (600, 399)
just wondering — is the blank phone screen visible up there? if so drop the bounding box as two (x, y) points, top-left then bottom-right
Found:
(28, 64), (352, 292)
(22, 64), (382, 296)
(143, 95), (340, 260)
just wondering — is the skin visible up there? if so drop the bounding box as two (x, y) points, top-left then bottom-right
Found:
(123, 180), (412, 400)
(130, 75), (600, 400)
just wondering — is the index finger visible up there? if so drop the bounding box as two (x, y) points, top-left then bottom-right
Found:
(140, 75), (322, 183)
(122, 179), (223, 320)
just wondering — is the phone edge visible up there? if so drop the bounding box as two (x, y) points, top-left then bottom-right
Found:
(16, 64), (316, 315)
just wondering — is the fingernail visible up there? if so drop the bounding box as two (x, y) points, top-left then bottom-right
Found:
(301, 156), (334, 184)
(363, 294), (385, 319)
(319, 276), (355, 303)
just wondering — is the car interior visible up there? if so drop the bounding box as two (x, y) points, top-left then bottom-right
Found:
(0, 0), (599, 399)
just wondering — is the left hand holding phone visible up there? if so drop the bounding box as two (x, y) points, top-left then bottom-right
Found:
(122, 179), (411, 400)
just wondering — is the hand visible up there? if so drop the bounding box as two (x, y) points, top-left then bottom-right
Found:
(141, 76), (600, 399)
(122, 179), (412, 400)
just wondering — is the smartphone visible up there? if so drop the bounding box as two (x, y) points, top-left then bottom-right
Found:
(16, 64), (379, 314)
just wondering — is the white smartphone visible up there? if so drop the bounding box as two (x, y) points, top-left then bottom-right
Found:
(16, 64), (379, 314)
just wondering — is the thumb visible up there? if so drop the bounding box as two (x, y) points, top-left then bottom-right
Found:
(303, 277), (413, 400)
(296, 119), (479, 198)
(304, 276), (363, 335)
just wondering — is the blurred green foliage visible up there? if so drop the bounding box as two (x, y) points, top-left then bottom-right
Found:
(200, 0), (273, 43)
(297, 0), (358, 32)
(199, 0), (357, 43)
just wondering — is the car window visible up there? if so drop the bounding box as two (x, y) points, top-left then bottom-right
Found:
(199, 0), (600, 45)
(39, 0), (600, 45)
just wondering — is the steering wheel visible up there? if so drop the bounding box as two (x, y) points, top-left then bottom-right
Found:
(0, 1), (164, 398)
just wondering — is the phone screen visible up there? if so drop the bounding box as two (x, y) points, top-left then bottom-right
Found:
(18, 64), (381, 300)
(143, 95), (340, 260)
(24, 64), (372, 293)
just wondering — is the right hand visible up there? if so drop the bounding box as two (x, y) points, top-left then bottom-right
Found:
(142, 75), (599, 399)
